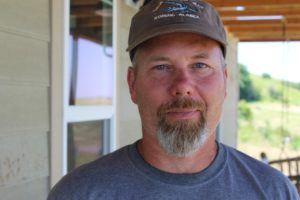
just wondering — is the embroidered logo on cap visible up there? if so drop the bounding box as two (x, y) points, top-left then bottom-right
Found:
(153, 1), (197, 13)
(153, 0), (204, 20)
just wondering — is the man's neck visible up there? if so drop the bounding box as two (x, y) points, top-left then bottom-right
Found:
(137, 133), (218, 174)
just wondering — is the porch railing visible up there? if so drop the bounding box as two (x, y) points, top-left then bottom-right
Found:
(269, 156), (300, 194)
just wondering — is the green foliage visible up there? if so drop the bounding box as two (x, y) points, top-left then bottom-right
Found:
(238, 100), (253, 121)
(238, 67), (300, 156)
(288, 81), (300, 90)
(239, 64), (261, 102)
(238, 101), (300, 155)
(268, 86), (282, 100)
(250, 74), (300, 105)
(262, 73), (271, 79)
(291, 136), (300, 150)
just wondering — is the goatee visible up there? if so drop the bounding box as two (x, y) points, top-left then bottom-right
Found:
(157, 97), (208, 157)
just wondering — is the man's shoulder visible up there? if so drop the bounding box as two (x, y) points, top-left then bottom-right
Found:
(47, 144), (133, 200)
(221, 143), (299, 198)
(223, 143), (283, 176)
(71, 144), (131, 175)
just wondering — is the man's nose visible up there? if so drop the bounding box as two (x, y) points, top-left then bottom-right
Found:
(169, 70), (194, 97)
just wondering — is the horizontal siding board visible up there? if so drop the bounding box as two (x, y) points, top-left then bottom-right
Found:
(0, 0), (49, 40)
(0, 176), (49, 200)
(0, 132), (49, 188)
(0, 31), (49, 85)
(0, 0), (51, 197)
(0, 85), (49, 132)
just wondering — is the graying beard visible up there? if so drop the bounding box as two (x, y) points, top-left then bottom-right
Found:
(157, 119), (208, 157)
(156, 97), (207, 157)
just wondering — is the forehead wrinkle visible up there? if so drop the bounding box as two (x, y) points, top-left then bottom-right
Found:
(146, 52), (208, 63)
(147, 55), (170, 62)
(192, 53), (209, 59)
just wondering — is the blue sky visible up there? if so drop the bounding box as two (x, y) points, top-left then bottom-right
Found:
(238, 41), (300, 83)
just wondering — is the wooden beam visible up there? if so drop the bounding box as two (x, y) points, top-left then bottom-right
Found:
(208, 0), (300, 7)
(74, 17), (113, 29)
(240, 38), (300, 42)
(223, 16), (300, 25)
(71, 6), (112, 17)
(218, 4), (300, 11)
(235, 31), (300, 40)
(71, 0), (97, 6)
(239, 36), (300, 41)
(219, 8), (300, 17)
(77, 17), (103, 28)
(227, 23), (297, 29)
(228, 24), (300, 32)
(222, 14), (300, 21)
(71, 6), (96, 17)
(223, 19), (283, 26)
(287, 17), (300, 24)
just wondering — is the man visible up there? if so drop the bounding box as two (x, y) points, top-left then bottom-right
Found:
(48, 0), (299, 199)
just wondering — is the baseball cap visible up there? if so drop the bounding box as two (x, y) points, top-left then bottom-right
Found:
(127, 0), (227, 60)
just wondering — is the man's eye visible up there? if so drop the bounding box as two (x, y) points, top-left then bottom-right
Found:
(194, 63), (207, 69)
(154, 64), (169, 70)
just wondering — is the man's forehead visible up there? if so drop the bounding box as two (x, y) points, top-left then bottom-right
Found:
(140, 32), (217, 48)
(136, 32), (221, 55)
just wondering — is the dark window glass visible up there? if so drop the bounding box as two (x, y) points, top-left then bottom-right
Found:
(67, 120), (110, 171)
(69, 0), (113, 105)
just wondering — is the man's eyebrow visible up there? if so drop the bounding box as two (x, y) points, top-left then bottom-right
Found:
(192, 53), (209, 59)
(146, 53), (209, 62)
(147, 56), (170, 62)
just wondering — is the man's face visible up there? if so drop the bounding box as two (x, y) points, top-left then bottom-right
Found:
(127, 32), (227, 156)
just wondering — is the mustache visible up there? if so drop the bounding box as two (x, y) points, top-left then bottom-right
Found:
(157, 98), (206, 116)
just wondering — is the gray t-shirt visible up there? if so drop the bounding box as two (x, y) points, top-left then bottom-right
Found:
(48, 141), (299, 200)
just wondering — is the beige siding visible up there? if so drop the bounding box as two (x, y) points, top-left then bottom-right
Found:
(0, 0), (50, 199)
(115, 2), (142, 148)
(0, 85), (49, 131)
(0, 132), (49, 187)
(0, 32), (49, 83)
(0, 0), (49, 40)
(0, 177), (48, 200)
(219, 33), (239, 147)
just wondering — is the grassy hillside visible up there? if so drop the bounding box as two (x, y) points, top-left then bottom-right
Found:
(238, 74), (300, 161)
(250, 74), (300, 105)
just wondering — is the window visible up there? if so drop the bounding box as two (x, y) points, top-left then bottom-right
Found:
(51, 0), (115, 185)
(66, 0), (114, 172)
(69, 0), (113, 106)
(67, 120), (110, 171)
(69, 36), (113, 106)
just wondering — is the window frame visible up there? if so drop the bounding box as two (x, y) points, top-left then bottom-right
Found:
(50, 0), (116, 187)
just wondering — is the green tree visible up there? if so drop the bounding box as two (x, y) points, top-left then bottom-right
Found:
(262, 73), (271, 79)
(239, 64), (260, 101)
(238, 100), (253, 121)
(268, 86), (282, 100)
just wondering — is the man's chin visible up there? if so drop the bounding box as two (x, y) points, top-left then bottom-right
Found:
(164, 117), (200, 127)
(157, 130), (208, 157)
(157, 122), (208, 157)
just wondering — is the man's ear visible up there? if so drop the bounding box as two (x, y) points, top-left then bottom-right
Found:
(223, 64), (228, 97)
(127, 67), (137, 104)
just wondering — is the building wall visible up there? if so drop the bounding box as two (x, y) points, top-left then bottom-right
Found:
(0, 1), (239, 198)
(219, 33), (239, 147)
(115, 2), (239, 148)
(0, 0), (50, 199)
(115, 1), (142, 148)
